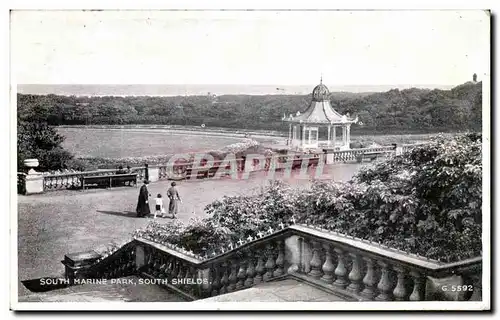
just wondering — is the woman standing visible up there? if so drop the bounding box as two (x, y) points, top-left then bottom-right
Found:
(136, 180), (151, 217)
(167, 182), (182, 219)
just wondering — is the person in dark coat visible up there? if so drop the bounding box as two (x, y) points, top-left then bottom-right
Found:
(136, 180), (151, 217)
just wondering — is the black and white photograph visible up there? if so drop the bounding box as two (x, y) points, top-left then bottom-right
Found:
(9, 7), (490, 311)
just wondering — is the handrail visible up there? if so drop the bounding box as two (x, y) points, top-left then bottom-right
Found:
(289, 225), (481, 273)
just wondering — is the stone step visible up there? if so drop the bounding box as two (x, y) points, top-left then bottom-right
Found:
(18, 276), (186, 302)
(199, 278), (346, 302)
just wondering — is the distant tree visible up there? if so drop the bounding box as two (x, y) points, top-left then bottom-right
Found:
(16, 81), (482, 134)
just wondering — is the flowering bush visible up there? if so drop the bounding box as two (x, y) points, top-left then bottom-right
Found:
(134, 133), (482, 262)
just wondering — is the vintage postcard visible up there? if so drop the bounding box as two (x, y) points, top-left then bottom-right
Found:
(10, 8), (490, 311)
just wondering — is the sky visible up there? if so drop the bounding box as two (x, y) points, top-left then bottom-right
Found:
(10, 10), (490, 88)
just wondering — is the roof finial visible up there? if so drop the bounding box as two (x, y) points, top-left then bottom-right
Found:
(320, 73), (323, 84)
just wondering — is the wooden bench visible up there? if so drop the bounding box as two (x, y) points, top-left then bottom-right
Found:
(81, 173), (138, 190)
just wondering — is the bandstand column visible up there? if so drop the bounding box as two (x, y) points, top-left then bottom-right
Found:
(346, 124), (351, 148)
(332, 126), (336, 148)
(341, 126), (345, 147)
(288, 124), (292, 146)
(302, 124), (306, 147)
(327, 125), (331, 146)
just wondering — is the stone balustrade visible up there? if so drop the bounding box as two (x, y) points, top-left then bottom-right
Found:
(324, 146), (396, 164)
(79, 241), (137, 282)
(80, 224), (481, 302)
(20, 144), (425, 194)
(41, 167), (147, 192)
(288, 225), (481, 301)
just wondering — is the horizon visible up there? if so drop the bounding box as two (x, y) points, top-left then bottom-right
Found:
(17, 83), (461, 97)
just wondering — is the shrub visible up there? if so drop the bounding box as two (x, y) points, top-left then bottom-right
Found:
(17, 121), (74, 172)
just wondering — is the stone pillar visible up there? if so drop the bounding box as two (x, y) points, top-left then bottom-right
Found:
(25, 174), (44, 195)
(135, 245), (145, 269)
(24, 159), (44, 195)
(148, 167), (159, 182)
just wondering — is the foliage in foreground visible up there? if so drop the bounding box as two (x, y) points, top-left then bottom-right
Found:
(134, 133), (482, 262)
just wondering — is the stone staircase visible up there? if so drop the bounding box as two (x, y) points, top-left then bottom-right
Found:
(21, 224), (480, 303)
(18, 276), (186, 302)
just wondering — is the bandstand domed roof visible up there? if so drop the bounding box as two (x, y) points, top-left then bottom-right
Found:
(282, 78), (359, 125)
(311, 81), (330, 102)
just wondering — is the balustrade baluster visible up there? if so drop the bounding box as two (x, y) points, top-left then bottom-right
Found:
(158, 262), (167, 279)
(236, 258), (247, 290)
(170, 260), (179, 282)
(210, 265), (220, 297)
(409, 271), (425, 301)
(145, 253), (153, 274)
(188, 265), (198, 295)
(264, 244), (276, 281)
(245, 252), (256, 287)
(254, 253), (266, 284)
(360, 257), (377, 300)
(127, 252), (135, 273)
(347, 253), (363, 293)
(152, 258), (160, 276)
(468, 274), (482, 301)
(181, 265), (192, 291)
(308, 241), (323, 278)
(165, 259), (174, 281)
(219, 263), (229, 294)
(227, 260), (238, 292)
(392, 266), (408, 301)
(331, 248), (347, 288)
(320, 244), (335, 283)
(375, 261), (393, 301)
(274, 240), (285, 277)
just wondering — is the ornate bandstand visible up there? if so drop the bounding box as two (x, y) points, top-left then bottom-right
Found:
(283, 79), (358, 151)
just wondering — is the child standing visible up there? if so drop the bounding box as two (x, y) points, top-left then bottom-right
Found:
(154, 193), (165, 219)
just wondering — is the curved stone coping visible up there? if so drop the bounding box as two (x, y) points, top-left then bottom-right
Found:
(135, 238), (203, 265)
(132, 225), (481, 274)
(289, 224), (481, 272)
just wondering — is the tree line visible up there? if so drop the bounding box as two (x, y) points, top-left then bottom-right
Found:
(17, 81), (482, 134)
